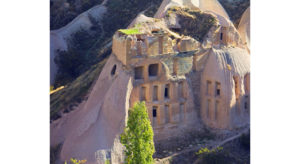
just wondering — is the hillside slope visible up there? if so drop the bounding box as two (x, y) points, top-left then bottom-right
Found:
(50, 0), (163, 121)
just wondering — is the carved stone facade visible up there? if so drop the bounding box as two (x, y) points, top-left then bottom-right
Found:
(111, 27), (250, 138)
(51, 2), (250, 163)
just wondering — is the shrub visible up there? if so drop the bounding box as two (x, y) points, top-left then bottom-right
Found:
(166, 7), (217, 42)
(219, 0), (250, 27)
(239, 132), (250, 150)
(196, 147), (234, 164)
(65, 158), (87, 164)
(53, 27), (104, 87)
(50, 0), (104, 30)
(120, 102), (155, 164)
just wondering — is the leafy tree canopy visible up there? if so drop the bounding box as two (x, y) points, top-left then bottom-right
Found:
(120, 102), (155, 164)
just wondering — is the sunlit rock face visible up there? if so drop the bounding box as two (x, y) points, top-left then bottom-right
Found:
(197, 47), (250, 129)
(238, 7), (250, 51)
(51, 1), (250, 163)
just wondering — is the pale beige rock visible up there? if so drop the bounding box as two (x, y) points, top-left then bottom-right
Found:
(51, 55), (132, 164)
(238, 7), (250, 51)
(51, 2), (250, 163)
(197, 47), (250, 129)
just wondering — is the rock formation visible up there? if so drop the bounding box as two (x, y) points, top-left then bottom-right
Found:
(238, 7), (250, 52)
(51, 1), (250, 163)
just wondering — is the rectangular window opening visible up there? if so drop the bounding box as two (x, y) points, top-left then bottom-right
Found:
(152, 107), (157, 118)
(148, 64), (159, 77)
(134, 66), (144, 80)
(215, 82), (221, 97)
(164, 84), (170, 99)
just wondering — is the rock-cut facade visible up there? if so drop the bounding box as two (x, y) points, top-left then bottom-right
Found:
(50, 1), (250, 163)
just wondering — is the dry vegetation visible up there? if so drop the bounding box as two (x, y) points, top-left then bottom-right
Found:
(166, 7), (217, 42)
(50, 59), (107, 121)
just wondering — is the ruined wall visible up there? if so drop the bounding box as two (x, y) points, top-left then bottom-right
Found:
(112, 34), (131, 65)
(178, 37), (199, 52)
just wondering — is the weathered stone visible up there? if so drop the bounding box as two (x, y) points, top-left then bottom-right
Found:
(50, 1), (250, 163)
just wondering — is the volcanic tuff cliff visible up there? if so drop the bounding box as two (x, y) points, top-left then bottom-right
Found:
(50, 0), (250, 164)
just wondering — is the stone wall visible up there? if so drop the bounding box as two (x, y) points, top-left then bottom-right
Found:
(129, 58), (199, 141)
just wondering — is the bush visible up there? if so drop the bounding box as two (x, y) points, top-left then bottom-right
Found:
(120, 102), (155, 164)
(219, 0), (250, 27)
(166, 7), (217, 42)
(50, 0), (104, 30)
(239, 132), (250, 150)
(196, 147), (234, 164)
(53, 26), (104, 87)
(64, 158), (87, 164)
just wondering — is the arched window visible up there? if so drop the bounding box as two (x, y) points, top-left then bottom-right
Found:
(111, 65), (117, 76)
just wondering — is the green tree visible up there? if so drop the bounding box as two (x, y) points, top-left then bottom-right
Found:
(120, 102), (155, 164)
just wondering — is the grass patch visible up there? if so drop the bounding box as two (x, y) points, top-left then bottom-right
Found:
(166, 7), (217, 42)
(118, 27), (142, 35)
